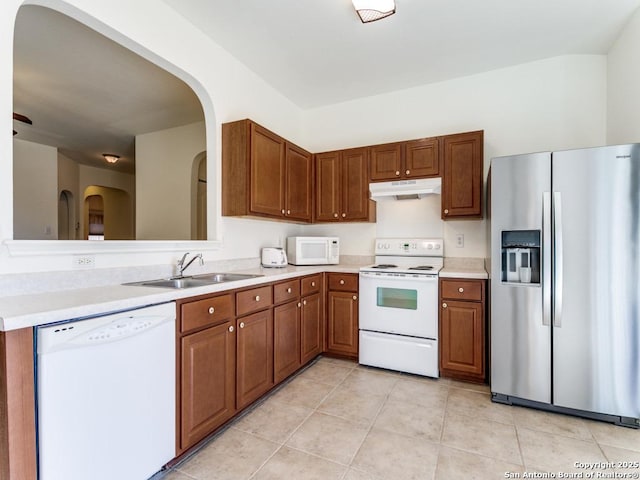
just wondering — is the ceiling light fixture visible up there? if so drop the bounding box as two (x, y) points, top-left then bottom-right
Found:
(352, 0), (396, 23)
(103, 153), (120, 164)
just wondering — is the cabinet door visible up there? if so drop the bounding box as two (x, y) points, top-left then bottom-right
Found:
(285, 143), (312, 222)
(327, 291), (359, 357)
(441, 131), (483, 219)
(405, 138), (439, 178)
(315, 151), (341, 222)
(180, 321), (236, 451)
(250, 123), (285, 217)
(301, 293), (322, 365)
(341, 147), (369, 221)
(236, 309), (274, 410)
(369, 143), (403, 181)
(274, 301), (302, 384)
(440, 300), (484, 378)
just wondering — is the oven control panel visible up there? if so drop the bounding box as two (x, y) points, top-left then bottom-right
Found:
(374, 238), (443, 256)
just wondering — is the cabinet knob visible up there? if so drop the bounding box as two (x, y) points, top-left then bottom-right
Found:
(297, 302), (302, 308)
(341, 213), (346, 218)
(339, 279), (345, 285)
(303, 300), (307, 305)
(458, 287), (464, 293)
(444, 209), (449, 215)
(395, 170), (400, 176)
(406, 169), (410, 175)
(287, 209), (291, 215)
(287, 287), (292, 293)
(255, 295), (260, 301)
(229, 325), (234, 332)
(311, 281), (316, 287)
(353, 295), (358, 301)
(333, 213), (339, 218)
(281, 209), (285, 214)
(442, 303), (448, 308)
(208, 307), (215, 314)
(240, 322), (245, 329)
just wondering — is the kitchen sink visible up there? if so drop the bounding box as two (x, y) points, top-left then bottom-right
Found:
(126, 273), (262, 289)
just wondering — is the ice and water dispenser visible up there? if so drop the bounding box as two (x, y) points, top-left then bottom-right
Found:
(500, 230), (540, 284)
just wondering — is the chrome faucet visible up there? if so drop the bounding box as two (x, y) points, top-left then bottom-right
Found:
(175, 252), (203, 278)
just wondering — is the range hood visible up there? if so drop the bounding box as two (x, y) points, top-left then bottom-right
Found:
(369, 177), (442, 201)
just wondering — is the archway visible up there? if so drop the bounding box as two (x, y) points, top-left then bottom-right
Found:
(58, 189), (76, 240)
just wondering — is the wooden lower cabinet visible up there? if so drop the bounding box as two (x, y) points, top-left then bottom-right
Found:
(273, 300), (301, 384)
(439, 278), (486, 383)
(300, 292), (322, 364)
(179, 320), (236, 452)
(326, 274), (359, 359)
(236, 309), (274, 410)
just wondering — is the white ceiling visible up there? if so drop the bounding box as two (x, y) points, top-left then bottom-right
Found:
(162, 0), (640, 108)
(13, 6), (204, 173)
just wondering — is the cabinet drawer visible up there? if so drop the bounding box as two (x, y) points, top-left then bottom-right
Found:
(301, 274), (321, 296)
(328, 273), (358, 292)
(180, 294), (233, 333)
(237, 285), (273, 316)
(441, 279), (484, 302)
(274, 279), (300, 304)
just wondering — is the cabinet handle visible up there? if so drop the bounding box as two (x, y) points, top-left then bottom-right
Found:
(287, 287), (292, 293)
(458, 287), (464, 293)
(303, 300), (307, 305)
(339, 279), (345, 285)
(444, 209), (449, 215)
(240, 322), (245, 329)
(353, 295), (358, 301)
(255, 295), (260, 301)
(395, 170), (400, 176)
(208, 307), (215, 314)
(333, 213), (339, 218)
(341, 213), (346, 218)
(311, 281), (316, 287)
(297, 302), (301, 308)
(229, 325), (234, 332)
(287, 210), (291, 215)
(406, 169), (410, 175)
(281, 209), (285, 214)
(442, 303), (448, 308)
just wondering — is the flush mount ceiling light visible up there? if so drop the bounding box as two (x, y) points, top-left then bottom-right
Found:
(103, 153), (120, 164)
(352, 0), (396, 23)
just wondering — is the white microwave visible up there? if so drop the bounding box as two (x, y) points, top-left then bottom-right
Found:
(286, 236), (340, 265)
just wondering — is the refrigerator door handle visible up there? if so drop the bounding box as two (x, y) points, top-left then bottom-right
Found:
(553, 192), (563, 327)
(543, 192), (552, 326)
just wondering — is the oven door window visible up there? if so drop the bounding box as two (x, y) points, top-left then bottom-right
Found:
(376, 287), (418, 310)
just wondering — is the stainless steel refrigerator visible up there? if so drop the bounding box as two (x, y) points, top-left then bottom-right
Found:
(490, 144), (640, 427)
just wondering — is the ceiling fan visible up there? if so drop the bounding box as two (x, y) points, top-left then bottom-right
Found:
(13, 112), (32, 135)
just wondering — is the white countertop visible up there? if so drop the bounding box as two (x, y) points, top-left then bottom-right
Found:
(0, 264), (363, 332)
(439, 257), (488, 280)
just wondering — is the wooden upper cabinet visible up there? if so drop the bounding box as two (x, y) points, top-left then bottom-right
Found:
(369, 142), (403, 181)
(222, 119), (312, 222)
(441, 131), (483, 219)
(285, 143), (313, 222)
(369, 138), (439, 182)
(314, 148), (374, 222)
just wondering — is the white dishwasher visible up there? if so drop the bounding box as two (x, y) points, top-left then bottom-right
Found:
(36, 302), (176, 480)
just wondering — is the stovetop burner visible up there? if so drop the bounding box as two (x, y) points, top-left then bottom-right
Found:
(408, 265), (434, 271)
(371, 264), (398, 269)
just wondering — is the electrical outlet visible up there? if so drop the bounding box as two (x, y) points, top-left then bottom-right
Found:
(73, 255), (95, 268)
(455, 234), (464, 248)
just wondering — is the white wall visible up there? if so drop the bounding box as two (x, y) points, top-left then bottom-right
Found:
(607, 6), (640, 144)
(0, 0), (305, 274)
(302, 55), (607, 258)
(13, 138), (58, 239)
(136, 121), (205, 240)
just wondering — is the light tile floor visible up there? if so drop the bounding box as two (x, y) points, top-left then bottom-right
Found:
(162, 357), (640, 480)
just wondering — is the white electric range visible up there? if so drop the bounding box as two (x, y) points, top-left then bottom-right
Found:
(359, 237), (443, 377)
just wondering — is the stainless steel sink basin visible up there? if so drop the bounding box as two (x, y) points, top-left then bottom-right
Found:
(126, 272), (262, 289)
